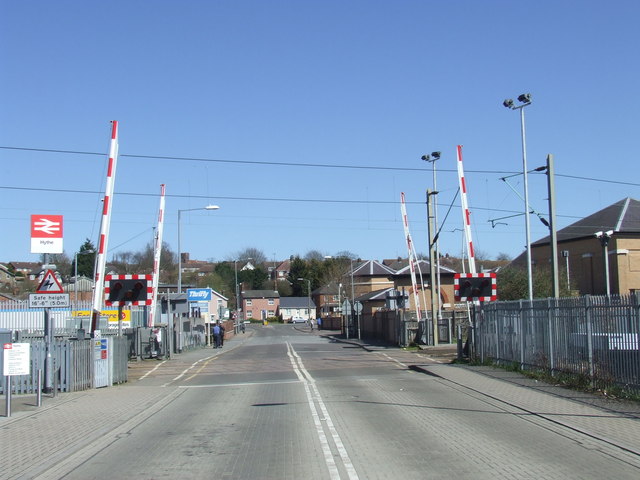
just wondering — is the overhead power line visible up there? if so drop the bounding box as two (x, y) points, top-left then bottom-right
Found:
(1, 145), (638, 187)
(0, 184), (584, 220)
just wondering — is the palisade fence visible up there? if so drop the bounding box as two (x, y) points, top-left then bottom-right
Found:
(474, 293), (640, 396)
(0, 299), (144, 395)
(0, 335), (129, 395)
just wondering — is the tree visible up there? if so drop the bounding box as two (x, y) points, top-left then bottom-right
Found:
(496, 264), (574, 300)
(304, 250), (325, 261)
(288, 256), (309, 296)
(73, 239), (97, 278)
(334, 250), (358, 260)
(238, 266), (269, 290)
(233, 247), (267, 264)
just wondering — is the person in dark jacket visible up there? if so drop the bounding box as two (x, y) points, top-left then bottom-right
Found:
(213, 323), (221, 348)
(219, 322), (225, 347)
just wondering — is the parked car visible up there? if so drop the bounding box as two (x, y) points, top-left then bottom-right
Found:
(291, 317), (306, 323)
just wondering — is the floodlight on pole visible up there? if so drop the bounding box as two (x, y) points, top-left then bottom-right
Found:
(595, 230), (614, 296)
(503, 93), (533, 301)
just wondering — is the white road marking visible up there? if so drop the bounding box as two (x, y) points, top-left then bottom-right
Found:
(287, 342), (360, 480)
(138, 360), (167, 380)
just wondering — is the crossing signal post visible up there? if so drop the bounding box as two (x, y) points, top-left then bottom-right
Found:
(454, 273), (497, 302)
(105, 275), (152, 335)
(454, 273), (497, 361)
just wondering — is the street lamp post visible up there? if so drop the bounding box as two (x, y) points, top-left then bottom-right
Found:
(503, 93), (533, 301)
(297, 277), (311, 324)
(234, 257), (252, 331)
(595, 230), (614, 296)
(177, 205), (219, 293)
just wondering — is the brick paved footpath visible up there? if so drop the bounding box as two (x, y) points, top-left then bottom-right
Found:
(334, 335), (640, 461)
(2, 331), (639, 478)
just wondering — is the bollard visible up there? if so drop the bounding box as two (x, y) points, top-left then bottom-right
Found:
(5, 375), (10, 417)
(37, 369), (42, 407)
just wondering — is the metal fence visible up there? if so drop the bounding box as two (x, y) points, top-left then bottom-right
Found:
(475, 293), (640, 395)
(0, 300), (149, 333)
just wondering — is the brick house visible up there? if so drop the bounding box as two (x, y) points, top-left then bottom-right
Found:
(241, 289), (280, 320)
(312, 281), (341, 318)
(530, 197), (640, 295)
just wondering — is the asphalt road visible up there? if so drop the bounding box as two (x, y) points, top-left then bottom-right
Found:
(48, 324), (640, 479)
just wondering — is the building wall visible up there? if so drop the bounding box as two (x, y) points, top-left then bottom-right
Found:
(532, 236), (640, 295)
(393, 275), (456, 317)
(243, 297), (279, 319)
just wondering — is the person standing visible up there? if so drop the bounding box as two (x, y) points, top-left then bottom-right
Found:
(219, 322), (225, 347)
(213, 323), (221, 348)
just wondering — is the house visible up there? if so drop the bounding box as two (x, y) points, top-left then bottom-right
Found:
(348, 260), (395, 297)
(391, 259), (458, 312)
(241, 289), (280, 321)
(279, 297), (317, 322)
(9, 262), (41, 281)
(530, 197), (640, 295)
(275, 259), (290, 282)
(0, 263), (15, 288)
(312, 282), (341, 318)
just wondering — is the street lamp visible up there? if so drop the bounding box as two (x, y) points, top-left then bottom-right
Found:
(177, 205), (219, 293)
(297, 277), (311, 323)
(234, 257), (252, 329)
(595, 230), (614, 296)
(503, 93), (533, 301)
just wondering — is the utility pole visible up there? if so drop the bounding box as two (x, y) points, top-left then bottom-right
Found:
(427, 189), (439, 346)
(546, 154), (560, 297)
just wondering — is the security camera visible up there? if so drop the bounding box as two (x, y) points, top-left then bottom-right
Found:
(503, 99), (514, 108)
(595, 231), (603, 238)
(431, 151), (441, 159)
(421, 154), (430, 161)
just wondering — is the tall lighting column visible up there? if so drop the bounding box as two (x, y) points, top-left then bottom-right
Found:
(422, 151), (442, 323)
(177, 205), (219, 293)
(503, 93), (533, 301)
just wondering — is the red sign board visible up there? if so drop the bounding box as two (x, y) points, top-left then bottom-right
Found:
(36, 269), (65, 294)
(30, 214), (64, 254)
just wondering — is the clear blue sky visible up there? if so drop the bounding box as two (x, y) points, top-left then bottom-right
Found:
(2, 0), (639, 266)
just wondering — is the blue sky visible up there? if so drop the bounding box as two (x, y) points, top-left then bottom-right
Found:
(2, 0), (639, 266)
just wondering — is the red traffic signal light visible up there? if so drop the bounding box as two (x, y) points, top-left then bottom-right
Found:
(454, 273), (497, 302)
(105, 275), (152, 306)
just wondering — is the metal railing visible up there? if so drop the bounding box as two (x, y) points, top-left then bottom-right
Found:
(475, 293), (640, 395)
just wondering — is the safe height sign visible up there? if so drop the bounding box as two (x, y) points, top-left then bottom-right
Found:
(31, 215), (63, 254)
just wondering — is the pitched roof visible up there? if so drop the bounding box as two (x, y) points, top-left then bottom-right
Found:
(392, 259), (457, 275)
(280, 296), (317, 308)
(532, 197), (640, 246)
(356, 287), (396, 302)
(351, 260), (396, 277)
(242, 289), (280, 299)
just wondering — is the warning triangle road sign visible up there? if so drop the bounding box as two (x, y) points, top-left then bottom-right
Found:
(36, 269), (65, 294)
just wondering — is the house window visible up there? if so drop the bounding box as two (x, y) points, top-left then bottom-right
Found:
(268, 299), (274, 305)
(332, 295), (338, 301)
(268, 310), (275, 316)
(247, 311), (253, 318)
(246, 299), (252, 306)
